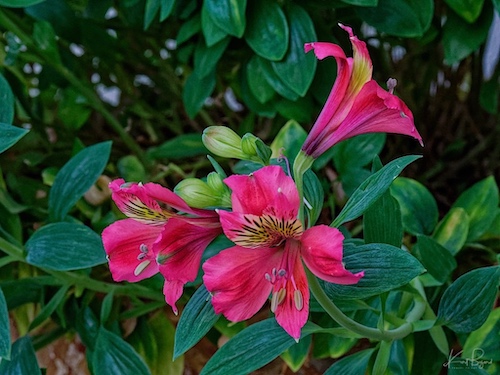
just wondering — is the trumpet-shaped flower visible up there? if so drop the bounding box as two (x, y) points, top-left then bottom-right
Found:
(102, 179), (221, 313)
(301, 24), (422, 159)
(203, 166), (363, 339)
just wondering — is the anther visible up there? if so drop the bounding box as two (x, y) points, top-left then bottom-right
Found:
(387, 78), (397, 94)
(134, 260), (151, 276)
(140, 244), (148, 253)
(294, 290), (304, 311)
(278, 269), (287, 277)
(137, 253), (147, 261)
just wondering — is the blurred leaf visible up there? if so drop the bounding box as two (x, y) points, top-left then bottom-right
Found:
(280, 335), (311, 372)
(49, 141), (111, 221)
(26, 0), (79, 42)
(93, 327), (151, 375)
(444, 0), (485, 23)
(176, 13), (201, 45)
(357, 0), (433, 37)
(451, 176), (499, 241)
(322, 242), (424, 300)
(324, 348), (374, 375)
(0, 336), (40, 374)
(442, 9), (492, 65)
(437, 266), (500, 332)
(332, 155), (422, 227)
(28, 284), (70, 331)
(201, 3), (228, 46)
(160, 0), (175, 21)
(182, 70), (216, 118)
(194, 36), (230, 78)
(0, 73), (14, 124)
(58, 87), (92, 130)
(364, 190), (403, 247)
(147, 133), (206, 160)
(0, 288), (10, 359)
(333, 133), (386, 174)
(462, 308), (500, 361)
(144, 0), (161, 29)
(413, 235), (457, 284)
(0, 123), (29, 154)
(432, 207), (469, 255)
(341, 0), (377, 4)
(390, 177), (438, 235)
(204, 0), (246, 37)
(174, 285), (219, 359)
(275, 95), (314, 122)
(0, 0), (45, 6)
(200, 318), (299, 375)
(271, 4), (317, 97)
(245, 0), (288, 61)
(117, 155), (147, 182)
(25, 222), (107, 270)
(270, 119), (307, 159)
(480, 75), (499, 114)
(246, 56), (276, 103)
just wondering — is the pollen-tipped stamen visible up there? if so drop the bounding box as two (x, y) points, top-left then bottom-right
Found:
(134, 260), (151, 276)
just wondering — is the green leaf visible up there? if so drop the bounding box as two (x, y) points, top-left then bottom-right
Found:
(373, 340), (392, 375)
(239, 64), (277, 117)
(246, 56), (276, 104)
(387, 340), (409, 375)
(0, 74), (14, 124)
(257, 56), (300, 101)
(432, 207), (470, 255)
(182, 70), (216, 118)
(48, 141), (111, 222)
(390, 177), (438, 235)
(324, 348), (374, 375)
(333, 133), (387, 174)
(413, 235), (457, 284)
(451, 176), (499, 241)
(200, 318), (299, 375)
(204, 0), (246, 38)
(33, 20), (61, 63)
(160, 0), (175, 21)
(174, 285), (219, 359)
(480, 75), (499, 114)
(0, 123), (29, 154)
(0, 336), (41, 374)
(0, 288), (10, 359)
(356, 0), (434, 37)
(25, 222), (107, 270)
(147, 133), (206, 160)
(332, 155), (422, 227)
(364, 190), (403, 247)
(275, 95), (314, 122)
(201, 3), (228, 46)
(0, 0), (45, 6)
(176, 13), (201, 45)
(437, 266), (500, 332)
(58, 87), (92, 130)
(271, 4), (317, 96)
(28, 285), (70, 331)
(442, 9), (493, 65)
(342, 0), (377, 4)
(93, 327), (151, 375)
(280, 335), (311, 372)
(444, 0), (485, 23)
(144, 0), (161, 29)
(245, 0), (288, 60)
(194, 36), (230, 78)
(303, 169), (324, 226)
(322, 242), (425, 300)
(462, 308), (500, 361)
(117, 155), (147, 182)
(270, 119), (307, 160)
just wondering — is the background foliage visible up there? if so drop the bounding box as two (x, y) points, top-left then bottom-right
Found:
(0, 0), (499, 374)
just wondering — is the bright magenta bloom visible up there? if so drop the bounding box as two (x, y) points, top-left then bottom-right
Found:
(203, 166), (363, 339)
(301, 24), (422, 159)
(102, 179), (221, 313)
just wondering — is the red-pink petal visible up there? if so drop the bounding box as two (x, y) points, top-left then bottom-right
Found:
(203, 246), (282, 322)
(102, 219), (161, 282)
(301, 225), (364, 284)
(163, 279), (184, 315)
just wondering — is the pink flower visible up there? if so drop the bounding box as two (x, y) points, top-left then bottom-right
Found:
(102, 179), (221, 313)
(202, 166), (363, 339)
(301, 24), (422, 159)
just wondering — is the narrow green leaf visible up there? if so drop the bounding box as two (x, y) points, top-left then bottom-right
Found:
(333, 133), (386, 174)
(271, 4), (317, 96)
(280, 335), (311, 372)
(144, 0), (161, 29)
(0, 123), (29, 154)
(147, 133), (206, 160)
(25, 222), (107, 270)
(48, 141), (112, 222)
(245, 0), (288, 60)
(93, 327), (151, 375)
(33, 20), (61, 63)
(364, 191), (403, 247)
(204, 0), (246, 37)
(176, 13), (201, 45)
(0, 74), (14, 124)
(332, 155), (422, 227)
(462, 308), (500, 361)
(0, 288), (10, 359)
(373, 340), (392, 375)
(174, 285), (219, 359)
(390, 177), (438, 235)
(432, 207), (470, 255)
(201, 4), (228, 46)
(322, 242), (425, 300)
(444, 0), (485, 23)
(357, 0), (433, 37)
(437, 266), (500, 332)
(149, 313), (184, 375)
(160, 0), (175, 21)
(414, 235), (457, 284)
(182, 71), (216, 119)
(451, 176), (499, 241)
(0, 336), (41, 374)
(200, 318), (298, 375)
(194, 36), (230, 78)
(324, 348), (374, 375)
(28, 284), (70, 332)
(387, 340), (409, 375)
(303, 169), (324, 226)
(246, 56), (276, 104)
(0, 0), (45, 6)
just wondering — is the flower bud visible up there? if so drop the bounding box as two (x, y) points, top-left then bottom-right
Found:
(207, 172), (231, 206)
(241, 133), (259, 156)
(174, 176), (231, 209)
(202, 126), (247, 160)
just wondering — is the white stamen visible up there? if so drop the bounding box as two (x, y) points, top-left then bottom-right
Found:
(134, 260), (151, 276)
(387, 78), (397, 94)
(294, 290), (304, 311)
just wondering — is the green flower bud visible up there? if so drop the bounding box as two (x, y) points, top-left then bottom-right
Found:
(241, 133), (259, 156)
(207, 172), (231, 207)
(202, 126), (247, 160)
(174, 178), (220, 209)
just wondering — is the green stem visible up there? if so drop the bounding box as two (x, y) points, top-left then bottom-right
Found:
(307, 268), (426, 341)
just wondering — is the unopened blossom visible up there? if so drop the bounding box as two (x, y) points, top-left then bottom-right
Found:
(102, 179), (221, 313)
(300, 24), (422, 160)
(203, 166), (363, 339)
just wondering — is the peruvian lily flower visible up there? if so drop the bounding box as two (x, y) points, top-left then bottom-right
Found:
(300, 24), (423, 160)
(202, 166), (363, 340)
(102, 179), (222, 313)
